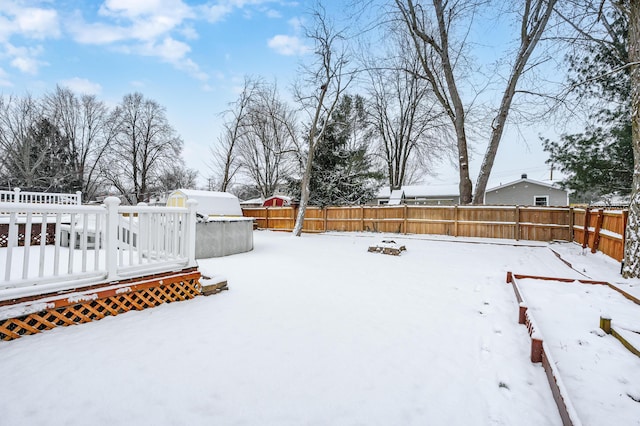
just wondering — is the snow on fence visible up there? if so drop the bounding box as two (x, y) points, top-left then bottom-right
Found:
(572, 208), (627, 261)
(243, 205), (627, 261)
(0, 188), (82, 205)
(0, 197), (197, 301)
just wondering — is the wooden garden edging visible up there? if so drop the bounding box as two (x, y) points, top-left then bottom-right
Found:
(505, 272), (582, 426)
(0, 268), (203, 342)
(599, 316), (640, 358)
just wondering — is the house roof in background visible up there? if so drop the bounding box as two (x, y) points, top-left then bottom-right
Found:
(378, 184), (460, 198)
(486, 178), (565, 193)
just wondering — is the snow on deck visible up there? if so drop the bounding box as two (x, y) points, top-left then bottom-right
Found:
(1, 232), (637, 425)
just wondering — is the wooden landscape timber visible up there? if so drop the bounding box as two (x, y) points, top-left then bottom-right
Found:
(599, 316), (640, 359)
(505, 272), (582, 426)
(243, 205), (627, 262)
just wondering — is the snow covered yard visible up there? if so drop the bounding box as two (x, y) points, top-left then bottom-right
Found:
(1, 231), (638, 425)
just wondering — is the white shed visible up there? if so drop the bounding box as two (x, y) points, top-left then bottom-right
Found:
(166, 189), (242, 217)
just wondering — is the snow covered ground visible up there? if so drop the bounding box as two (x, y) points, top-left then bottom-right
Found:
(1, 231), (639, 425)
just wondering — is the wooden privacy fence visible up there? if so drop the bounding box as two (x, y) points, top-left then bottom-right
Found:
(243, 205), (627, 261)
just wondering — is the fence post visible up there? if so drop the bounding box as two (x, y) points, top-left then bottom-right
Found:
(599, 316), (612, 334)
(582, 208), (591, 249)
(515, 206), (521, 241)
(454, 205), (459, 237)
(592, 209), (605, 254)
(13, 187), (20, 203)
(569, 207), (575, 242)
(75, 191), (82, 205)
(186, 199), (198, 267)
(265, 207), (270, 229)
(104, 197), (121, 281)
(324, 207), (329, 232)
(403, 204), (408, 235)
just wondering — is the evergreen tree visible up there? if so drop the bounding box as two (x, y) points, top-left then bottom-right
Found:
(3, 117), (79, 192)
(287, 95), (383, 206)
(544, 9), (631, 203)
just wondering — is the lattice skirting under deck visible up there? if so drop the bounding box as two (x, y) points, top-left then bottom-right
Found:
(0, 270), (202, 341)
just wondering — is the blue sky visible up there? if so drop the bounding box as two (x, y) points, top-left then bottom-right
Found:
(0, 0), (560, 189)
(0, 0), (309, 184)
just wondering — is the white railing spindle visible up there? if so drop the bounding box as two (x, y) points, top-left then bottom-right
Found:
(1, 199), (197, 301)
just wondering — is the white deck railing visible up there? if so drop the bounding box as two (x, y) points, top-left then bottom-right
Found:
(0, 188), (82, 205)
(0, 197), (197, 301)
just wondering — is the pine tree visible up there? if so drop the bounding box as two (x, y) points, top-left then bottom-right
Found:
(3, 117), (79, 192)
(287, 95), (383, 206)
(544, 9), (631, 203)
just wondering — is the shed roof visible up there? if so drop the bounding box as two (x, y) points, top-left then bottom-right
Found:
(168, 189), (242, 216)
(264, 195), (292, 203)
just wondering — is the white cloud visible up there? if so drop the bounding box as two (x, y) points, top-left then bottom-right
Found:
(200, 0), (286, 23)
(266, 9), (282, 19)
(5, 43), (46, 74)
(59, 77), (102, 95)
(201, 4), (234, 23)
(148, 37), (191, 62)
(135, 37), (208, 81)
(68, 19), (128, 44)
(0, 3), (60, 41)
(15, 7), (60, 39)
(267, 35), (308, 56)
(99, 0), (192, 40)
(100, 0), (192, 20)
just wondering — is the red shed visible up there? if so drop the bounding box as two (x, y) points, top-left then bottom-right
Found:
(262, 195), (291, 207)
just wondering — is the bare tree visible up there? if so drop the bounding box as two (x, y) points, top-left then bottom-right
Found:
(104, 93), (183, 204)
(292, 3), (354, 236)
(364, 32), (450, 190)
(156, 163), (198, 192)
(43, 86), (113, 200)
(395, 0), (557, 204)
(234, 80), (297, 198)
(209, 76), (262, 192)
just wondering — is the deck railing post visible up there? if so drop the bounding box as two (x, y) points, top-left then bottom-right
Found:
(13, 187), (20, 203)
(104, 197), (121, 281)
(186, 199), (198, 267)
(76, 191), (82, 205)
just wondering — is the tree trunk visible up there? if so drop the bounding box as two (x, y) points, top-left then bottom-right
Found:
(473, 0), (557, 204)
(293, 140), (316, 236)
(623, 0), (640, 278)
